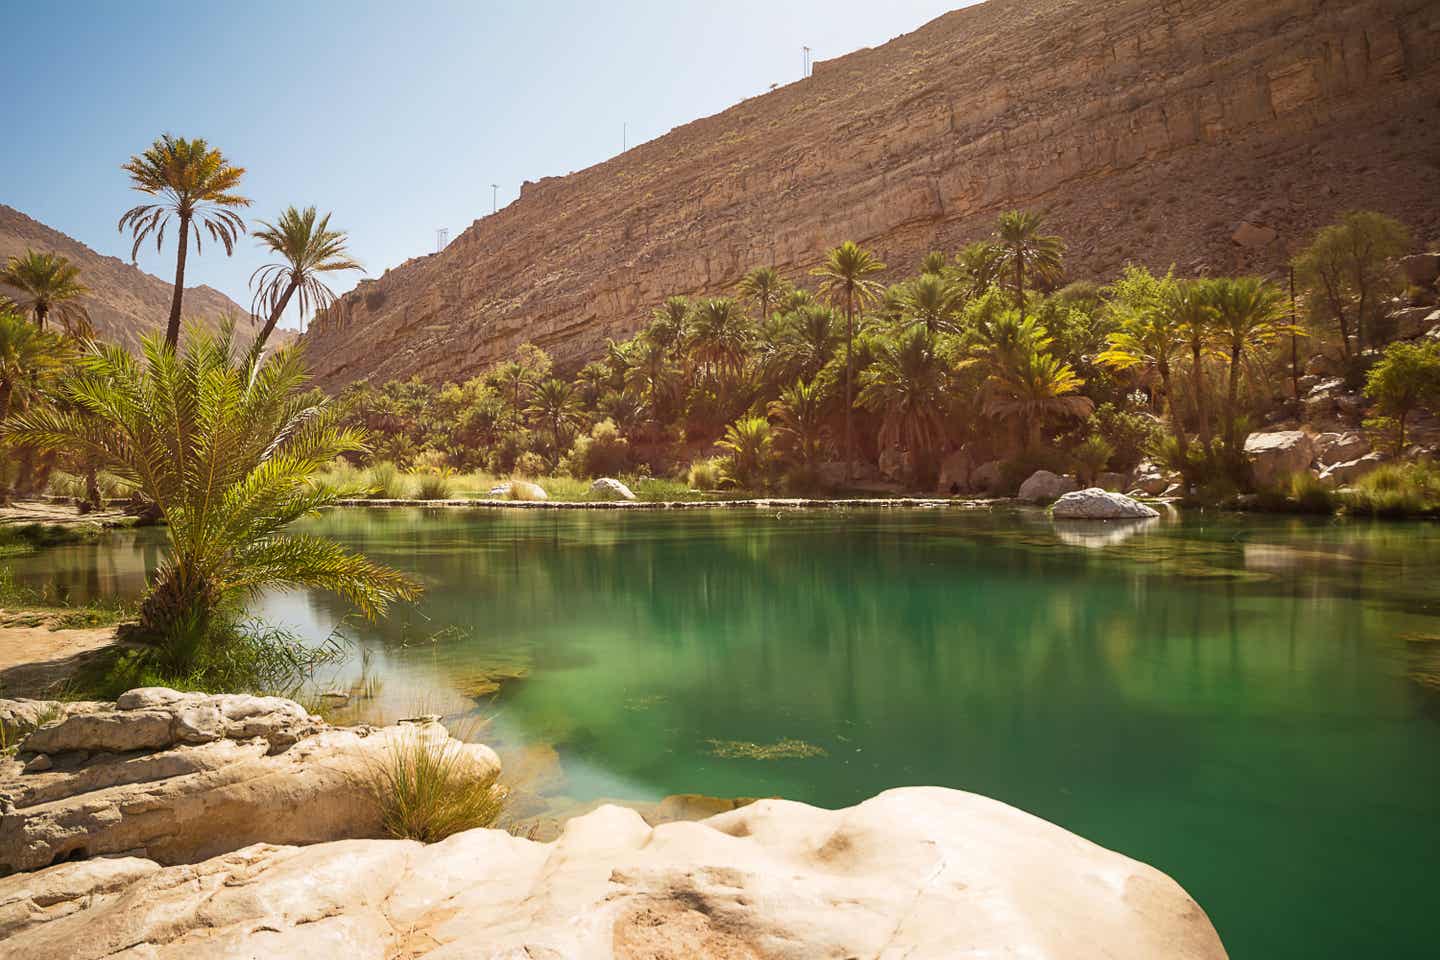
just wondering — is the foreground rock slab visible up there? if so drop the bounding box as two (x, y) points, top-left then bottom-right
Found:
(0, 786), (1227, 959)
(0, 689), (498, 876)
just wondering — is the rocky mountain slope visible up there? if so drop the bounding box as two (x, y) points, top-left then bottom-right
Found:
(304, 0), (1440, 389)
(0, 204), (257, 348)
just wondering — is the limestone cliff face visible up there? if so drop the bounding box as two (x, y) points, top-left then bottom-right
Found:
(305, 0), (1440, 389)
(0, 204), (255, 348)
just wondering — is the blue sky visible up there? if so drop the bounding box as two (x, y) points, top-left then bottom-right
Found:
(2, 1), (973, 329)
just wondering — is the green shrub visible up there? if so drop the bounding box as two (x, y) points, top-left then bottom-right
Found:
(1343, 461), (1440, 517)
(1071, 435), (1115, 486)
(687, 457), (724, 491)
(513, 451), (548, 478)
(1087, 402), (1162, 471)
(413, 469), (454, 500)
(1254, 472), (1340, 514)
(366, 462), (412, 499)
(564, 418), (630, 478)
(371, 725), (508, 842)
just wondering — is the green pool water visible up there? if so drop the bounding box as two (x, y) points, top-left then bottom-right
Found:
(11, 507), (1440, 959)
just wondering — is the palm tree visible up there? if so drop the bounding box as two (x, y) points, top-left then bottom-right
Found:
(737, 266), (791, 327)
(919, 250), (950, 277)
(119, 134), (250, 347)
(984, 346), (1093, 450)
(1174, 280), (1218, 447)
(717, 416), (774, 491)
(687, 298), (751, 382)
(858, 326), (949, 483)
(955, 240), (1006, 299)
(647, 296), (690, 357)
(995, 210), (1065, 322)
(768, 378), (830, 473)
(492, 360), (538, 421)
(527, 378), (583, 467)
(624, 336), (677, 425)
(812, 241), (886, 481)
(0, 310), (71, 503)
(249, 206), (364, 350)
(1206, 277), (1291, 449)
(772, 303), (840, 386)
(900, 273), (963, 334)
(2, 328), (418, 664)
(1096, 268), (1186, 451)
(0, 251), (90, 336)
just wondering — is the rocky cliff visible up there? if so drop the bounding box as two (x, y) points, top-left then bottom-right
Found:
(304, 0), (1440, 389)
(0, 204), (256, 348)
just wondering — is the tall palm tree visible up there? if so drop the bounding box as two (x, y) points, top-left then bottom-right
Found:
(647, 296), (690, 357)
(1174, 279), (1218, 447)
(624, 336), (678, 425)
(812, 241), (886, 481)
(687, 298), (751, 382)
(527, 378), (583, 467)
(858, 325), (949, 483)
(1206, 277), (1291, 449)
(737, 266), (790, 327)
(995, 210), (1065, 322)
(249, 206), (363, 350)
(984, 346), (1093, 450)
(119, 134), (250, 347)
(0, 251), (90, 336)
(900, 273), (963, 334)
(1096, 268), (1186, 451)
(773, 303), (840, 386)
(919, 250), (950, 277)
(768, 378), (830, 473)
(2, 328), (417, 663)
(492, 359), (538, 421)
(717, 416), (774, 491)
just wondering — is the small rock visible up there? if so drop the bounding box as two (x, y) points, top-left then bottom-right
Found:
(1400, 253), (1440, 288)
(1314, 432), (1369, 466)
(1231, 221), (1277, 248)
(590, 477), (636, 501)
(969, 460), (1003, 493)
(1319, 451), (1387, 487)
(22, 754), (51, 773)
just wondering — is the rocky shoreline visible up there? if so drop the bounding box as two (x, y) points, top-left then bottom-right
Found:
(0, 688), (1228, 958)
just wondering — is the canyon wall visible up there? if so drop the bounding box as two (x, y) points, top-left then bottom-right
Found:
(304, 0), (1440, 389)
(0, 204), (254, 348)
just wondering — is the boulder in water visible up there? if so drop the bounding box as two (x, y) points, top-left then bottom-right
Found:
(1052, 488), (1161, 519)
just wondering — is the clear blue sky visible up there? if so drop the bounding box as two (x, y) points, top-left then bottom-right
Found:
(2, 1), (973, 330)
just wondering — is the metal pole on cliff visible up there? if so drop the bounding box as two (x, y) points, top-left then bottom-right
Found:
(623, 122), (628, 152)
(1290, 264), (1299, 402)
(803, 46), (811, 79)
(491, 185), (498, 215)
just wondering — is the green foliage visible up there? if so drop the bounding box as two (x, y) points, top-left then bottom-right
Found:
(1342, 461), (1440, 517)
(1254, 472), (1340, 515)
(366, 462), (412, 499)
(1086, 403), (1162, 472)
(1071, 435), (1115, 485)
(0, 250), (91, 336)
(249, 205), (363, 348)
(1294, 210), (1411, 359)
(2, 329), (419, 672)
(717, 416), (775, 491)
(370, 725), (508, 843)
(413, 469), (454, 500)
(687, 457), (724, 492)
(564, 418), (630, 478)
(1363, 340), (1440, 449)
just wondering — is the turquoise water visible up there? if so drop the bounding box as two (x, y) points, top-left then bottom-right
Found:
(11, 507), (1440, 958)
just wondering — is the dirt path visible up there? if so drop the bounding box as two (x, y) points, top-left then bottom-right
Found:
(0, 613), (119, 698)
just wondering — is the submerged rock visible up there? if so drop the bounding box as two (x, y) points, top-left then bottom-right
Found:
(0, 689), (498, 877)
(1052, 488), (1161, 519)
(0, 786), (1227, 959)
(589, 477), (636, 501)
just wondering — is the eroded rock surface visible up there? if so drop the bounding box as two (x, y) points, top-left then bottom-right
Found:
(0, 786), (1227, 960)
(1244, 431), (1316, 488)
(0, 690), (498, 876)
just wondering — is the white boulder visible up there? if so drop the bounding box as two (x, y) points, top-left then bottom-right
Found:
(1313, 432), (1369, 466)
(589, 477), (636, 501)
(1052, 488), (1161, 519)
(1318, 451), (1387, 487)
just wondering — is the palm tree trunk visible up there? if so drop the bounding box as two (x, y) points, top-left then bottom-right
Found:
(1014, 252), (1025, 321)
(1191, 341), (1211, 447)
(843, 287), (854, 484)
(1225, 345), (1242, 450)
(166, 215), (192, 348)
(255, 277), (299, 351)
(1160, 364), (1187, 456)
(34, 304), (47, 332)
